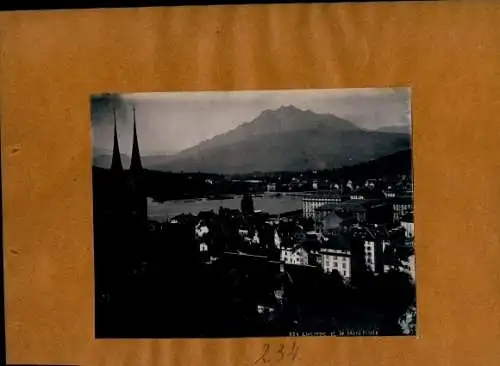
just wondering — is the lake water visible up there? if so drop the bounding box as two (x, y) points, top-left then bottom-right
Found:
(148, 194), (303, 222)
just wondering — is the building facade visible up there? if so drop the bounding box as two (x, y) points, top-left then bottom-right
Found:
(280, 246), (309, 266)
(320, 248), (351, 279)
(392, 196), (413, 222)
(401, 213), (414, 238)
(302, 191), (342, 218)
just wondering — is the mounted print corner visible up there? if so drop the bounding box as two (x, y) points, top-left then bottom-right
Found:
(90, 87), (416, 339)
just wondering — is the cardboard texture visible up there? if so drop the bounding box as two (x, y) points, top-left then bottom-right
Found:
(1, 1), (500, 365)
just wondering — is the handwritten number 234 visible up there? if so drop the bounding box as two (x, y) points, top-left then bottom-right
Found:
(254, 341), (300, 364)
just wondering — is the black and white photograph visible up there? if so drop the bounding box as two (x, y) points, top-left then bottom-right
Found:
(91, 88), (416, 339)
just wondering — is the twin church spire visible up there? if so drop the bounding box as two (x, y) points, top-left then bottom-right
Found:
(111, 106), (143, 172)
(111, 109), (123, 171)
(130, 107), (143, 172)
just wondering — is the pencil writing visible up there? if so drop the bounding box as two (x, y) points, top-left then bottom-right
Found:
(254, 340), (300, 364)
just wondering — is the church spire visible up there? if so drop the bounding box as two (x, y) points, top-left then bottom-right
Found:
(111, 108), (123, 172)
(130, 106), (143, 172)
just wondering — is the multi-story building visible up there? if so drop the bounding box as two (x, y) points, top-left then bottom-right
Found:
(336, 199), (370, 223)
(280, 245), (309, 266)
(315, 199), (390, 228)
(401, 212), (414, 238)
(400, 254), (416, 282)
(386, 251), (416, 282)
(361, 226), (389, 275)
(302, 191), (342, 218)
(279, 232), (352, 280)
(322, 251), (351, 279)
(408, 254), (416, 282)
(267, 183), (277, 192)
(392, 196), (413, 222)
(318, 211), (344, 235)
(320, 236), (352, 280)
(364, 240), (376, 272)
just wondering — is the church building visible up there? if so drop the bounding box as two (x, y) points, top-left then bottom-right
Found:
(108, 106), (148, 229)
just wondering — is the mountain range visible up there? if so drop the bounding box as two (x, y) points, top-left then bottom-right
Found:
(93, 105), (411, 174)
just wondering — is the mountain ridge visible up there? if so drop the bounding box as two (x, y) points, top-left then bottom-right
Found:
(93, 105), (411, 174)
(169, 105), (362, 161)
(151, 132), (409, 174)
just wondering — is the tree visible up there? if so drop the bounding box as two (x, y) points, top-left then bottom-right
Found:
(399, 305), (417, 335)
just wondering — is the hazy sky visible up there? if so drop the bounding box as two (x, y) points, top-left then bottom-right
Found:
(91, 87), (411, 157)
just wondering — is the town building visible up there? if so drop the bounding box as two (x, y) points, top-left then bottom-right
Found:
(317, 210), (344, 235)
(302, 191), (342, 218)
(399, 253), (416, 282)
(408, 254), (416, 282)
(364, 240), (376, 273)
(319, 234), (352, 280)
(361, 226), (389, 275)
(392, 196), (413, 222)
(400, 212), (414, 239)
(280, 245), (309, 266)
(335, 199), (372, 223)
(267, 183), (277, 192)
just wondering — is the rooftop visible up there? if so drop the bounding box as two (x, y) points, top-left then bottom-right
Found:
(336, 199), (383, 211)
(316, 204), (341, 212)
(302, 190), (342, 199)
(322, 212), (343, 229)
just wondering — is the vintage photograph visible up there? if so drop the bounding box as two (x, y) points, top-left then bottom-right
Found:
(91, 88), (416, 338)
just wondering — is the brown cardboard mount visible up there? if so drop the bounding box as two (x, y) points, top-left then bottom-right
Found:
(1, 1), (500, 365)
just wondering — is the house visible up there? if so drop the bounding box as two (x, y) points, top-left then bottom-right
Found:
(392, 196), (413, 222)
(400, 212), (414, 238)
(362, 226), (389, 275)
(280, 245), (309, 266)
(319, 211), (343, 235)
(280, 235), (323, 267)
(364, 240), (376, 272)
(383, 228), (415, 278)
(319, 234), (352, 280)
(400, 253), (416, 282)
